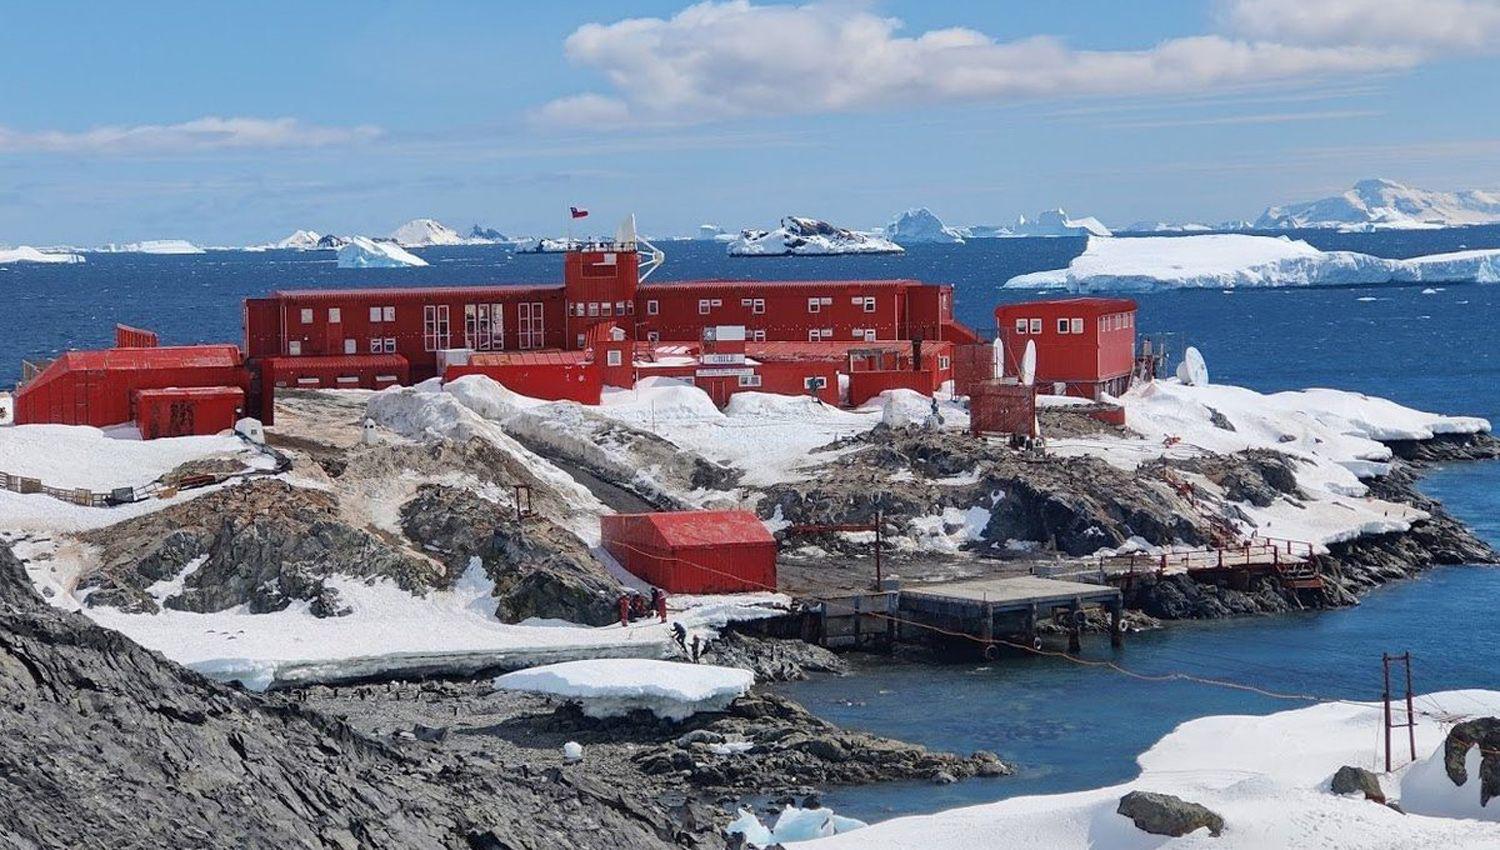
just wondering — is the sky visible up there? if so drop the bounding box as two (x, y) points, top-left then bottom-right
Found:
(3, 0), (1500, 245)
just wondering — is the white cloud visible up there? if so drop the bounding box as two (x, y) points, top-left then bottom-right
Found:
(0, 117), (383, 155)
(536, 0), (1426, 127)
(1224, 0), (1500, 52)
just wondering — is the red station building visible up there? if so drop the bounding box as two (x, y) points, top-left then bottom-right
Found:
(994, 297), (1137, 400)
(601, 509), (777, 594)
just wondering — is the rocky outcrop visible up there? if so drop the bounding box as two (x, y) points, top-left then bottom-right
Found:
(621, 691), (1010, 791)
(77, 479), (438, 616)
(399, 484), (619, 626)
(0, 541), (723, 849)
(699, 631), (847, 682)
(1331, 765), (1386, 803)
(1443, 717), (1500, 806)
(1117, 790), (1224, 837)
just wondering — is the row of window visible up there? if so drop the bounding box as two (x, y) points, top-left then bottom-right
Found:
(1014, 317), (1085, 335)
(1098, 312), (1134, 332)
(571, 301), (632, 318)
(298, 306), (398, 325)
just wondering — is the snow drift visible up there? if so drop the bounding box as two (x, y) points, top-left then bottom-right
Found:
(493, 658), (754, 721)
(1007, 234), (1500, 291)
(337, 236), (429, 268)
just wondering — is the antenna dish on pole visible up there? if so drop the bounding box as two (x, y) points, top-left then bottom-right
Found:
(1020, 340), (1037, 386)
(1177, 346), (1209, 386)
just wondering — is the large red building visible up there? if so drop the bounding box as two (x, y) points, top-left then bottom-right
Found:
(994, 297), (1137, 399)
(243, 239), (977, 421)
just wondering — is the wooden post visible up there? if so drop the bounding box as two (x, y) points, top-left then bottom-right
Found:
(1109, 600), (1124, 649)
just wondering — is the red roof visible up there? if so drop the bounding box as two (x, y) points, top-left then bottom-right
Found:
(639, 279), (926, 294)
(627, 510), (775, 548)
(53, 344), (243, 371)
(135, 386), (245, 400)
(273, 284), (562, 301)
(997, 297), (1136, 315)
(262, 354), (408, 370)
(469, 350), (588, 367)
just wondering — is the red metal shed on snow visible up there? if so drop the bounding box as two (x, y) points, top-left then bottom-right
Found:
(134, 386), (244, 439)
(994, 297), (1137, 399)
(15, 345), (248, 429)
(601, 510), (777, 594)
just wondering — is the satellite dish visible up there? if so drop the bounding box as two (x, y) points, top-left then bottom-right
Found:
(1020, 340), (1037, 386)
(1178, 346), (1209, 386)
(615, 213), (638, 245)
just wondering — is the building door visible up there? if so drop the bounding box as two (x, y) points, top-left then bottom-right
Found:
(464, 303), (505, 350)
(423, 305), (451, 352)
(519, 301), (544, 349)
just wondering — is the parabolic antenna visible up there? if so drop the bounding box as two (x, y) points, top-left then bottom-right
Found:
(1020, 340), (1037, 386)
(1180, 346), (1209, 387)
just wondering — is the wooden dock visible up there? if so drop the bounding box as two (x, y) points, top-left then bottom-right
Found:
(897, 575), (1124, 657)
(1035, 539), (1324, 592)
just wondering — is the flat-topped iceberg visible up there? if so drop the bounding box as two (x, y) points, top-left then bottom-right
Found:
(99, 239), (206, 255)
(1007, 234), (1500, 291)
(1257, 178), (1500, 230)
(964, 209), (1112, 238)
(0, 246), (85, 264)
(886, 208), (965, 244)
(336, 236), (429, 268)
(493, 658), (754, 721)
(729, 216), (903, 256)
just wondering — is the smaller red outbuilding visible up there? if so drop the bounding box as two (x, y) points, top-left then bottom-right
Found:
(601, 510), (777, 594)
(135, 386), (244, 439)
(994, 297), (1137, 400)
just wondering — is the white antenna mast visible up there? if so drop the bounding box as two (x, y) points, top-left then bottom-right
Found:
(618, 213), (665, 282)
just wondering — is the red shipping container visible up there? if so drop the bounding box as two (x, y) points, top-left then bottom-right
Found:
(601, 510), (777, 594)
(994, 297), (1137, 399)
(970, 381), (1038, 437)
(114, 324), (160, 348)
(16, 345), (247, 428)
(951, 343), (996, 397)
(134, 386), (244, 439)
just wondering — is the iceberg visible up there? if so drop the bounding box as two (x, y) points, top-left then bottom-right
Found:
(728, 216), (903, 256)
(1122, 221), (1212, 233)
(336, 236), (429, 268)
(1256, 178), (1500, 230)
(100, 239), (206, 255)
(273, 230), (324, 250)
(1006, 234), (1500, 292)
(961, 209), (1113, 238)
(885, 208), (965, 244)
(390, 218), (465, 247)
(0, 245), (85, 264)
(492, 658), (754, 721)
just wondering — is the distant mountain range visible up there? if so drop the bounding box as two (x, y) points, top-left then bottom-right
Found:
(1254, 178), (1500, 231)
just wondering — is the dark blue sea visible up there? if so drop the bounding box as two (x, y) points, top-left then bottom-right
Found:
(4, 230), (1498, 823)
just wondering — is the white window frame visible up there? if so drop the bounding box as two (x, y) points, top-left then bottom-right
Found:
(647, 331), (660, 343)
(1029, 318), (1042, 334)
(807, 297), (821, 314)
(384, 337), (396, 353)
(423, 304), (451, 352)
(518, 301), (544, 349)
(752, 298), (765, 315)
(369, 306), (383, 323)
(808, 329), (820, 341)
(1015, 318), (1028, 334)
(383, 306), (396, 322)
(344, 338), (356, 354)
(328, 307), (341, 323)
(300, 308), (313, 324)
(606, 349), (623, 367)
(370, 338), (381, 353)
(939, 355), (951, 370)
(588, 302), (599, 317)
(752, 329), (766, 342)
(602, 302), (613, 316)
(1071, 317), (1084, 334)
(288, 340), (302, 355)
(738, 374), (762, 388)
(647, 299), (659, 316)
(820, 297), (832, 306)
(864, 329), (876, 342)
(1057, 318), (1070, 334)
(863, 296), (876, 313)
(698, 299), (712, 315)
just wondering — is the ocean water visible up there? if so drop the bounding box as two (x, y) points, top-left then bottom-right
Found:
(4, 231), (1498, 824)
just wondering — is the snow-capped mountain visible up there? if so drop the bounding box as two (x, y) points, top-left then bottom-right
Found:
(275, 230), (324, 250)
(391, 218), (465, 247)
(885, 208), (965, 244)
(468, 225), (509, 242)
(1256, 178), (1500, 230)
(728, 216), (903, 256)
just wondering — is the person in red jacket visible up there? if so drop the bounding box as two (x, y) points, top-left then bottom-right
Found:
(654, 588), (668, 623)
(617, 593), (631, 627)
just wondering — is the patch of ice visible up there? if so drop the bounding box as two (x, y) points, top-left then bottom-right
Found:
(493, 658), (753, 721)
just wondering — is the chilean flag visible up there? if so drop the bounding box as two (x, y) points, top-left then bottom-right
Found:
(569, 206), (589, 219)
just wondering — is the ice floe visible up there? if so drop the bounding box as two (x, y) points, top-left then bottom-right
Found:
(493, 658), (753, 721)
(0, 245), (85, 264)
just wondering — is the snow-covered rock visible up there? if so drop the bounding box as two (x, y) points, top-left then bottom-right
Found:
(801, 690), (1500, 850)
(100, 239), (206, 255)
(727, 805), (867, 847)
(492, 659), (754, 721)
(273, 230), (323, 250)
(885, 208), (965, 244)
(337, 236), (429, 268)
(728, 216), (903, 256)
(1257, 178), (1500, 230)
(390, 218), (465, 247)
(513, 236), (574, 253)
(1006, 234), (1500, 291)
(0, 246), (85, 264)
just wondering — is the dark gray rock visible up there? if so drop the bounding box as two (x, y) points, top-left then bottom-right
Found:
(699, 631), (847, 681)
(1443, 717), (1500, 806)
(399, 483), (619, 625)
(1117, 790), (1225, 838)
(0, 541), (723, 849)
(1331, 765), (1385, 802)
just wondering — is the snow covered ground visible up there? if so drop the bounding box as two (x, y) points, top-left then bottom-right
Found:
(1051, 380), (1488, 547)
(493, 658), (753, 721)
(337, 236), (428, 268)
(0, 245), (85, 264)
(799, 690), (1500, 849)
(1008, 234), (1500, 291)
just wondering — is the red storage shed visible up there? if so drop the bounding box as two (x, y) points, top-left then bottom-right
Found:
(15, 345), (248, 429)
(601, 510), (777, 594)
(970, 381), (1038, 437)
(445, 351), (602, 404)
(134, 386), (244, 439)
(994, 297), (1137, 399)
